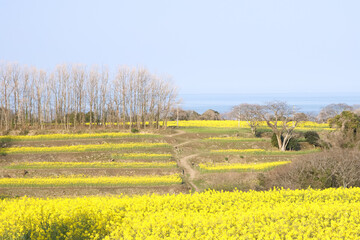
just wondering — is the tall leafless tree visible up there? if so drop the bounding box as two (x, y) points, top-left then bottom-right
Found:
(231, 103), (260, 136)
(256, 101), (304, 151)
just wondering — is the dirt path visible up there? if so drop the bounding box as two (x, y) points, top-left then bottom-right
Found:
(166, 129), (201, 192)
(174, 140), (193, 148)
(166, 129), (186, 137)
(178, 153), (200, 192)
(165, 129), (202, 192)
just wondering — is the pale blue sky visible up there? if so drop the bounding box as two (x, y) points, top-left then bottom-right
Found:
(1, 0), (359, 94)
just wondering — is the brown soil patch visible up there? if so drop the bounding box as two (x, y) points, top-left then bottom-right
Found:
(0, 185), (189, 198)
(0, 168), (181, 178)
(0, 148), (173, 166)
(2, 137), (165, 148)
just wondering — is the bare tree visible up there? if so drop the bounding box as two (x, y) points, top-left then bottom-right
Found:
(22, 66), (31, 128)
(33, 68), (46, 129)
(87, 66), (99, 129)
(200, 109), (221, 120)
(160, 77), (178, 129)
(0, 62), (13, 130)
(257, 101), (304, 151)
(99, 66), (109, 127)
(231, 103), (260, 136)
(317, 103), (353, 123)
(10, 63), (21, 129)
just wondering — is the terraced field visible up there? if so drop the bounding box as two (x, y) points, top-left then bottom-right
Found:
(0, 121), (326, 196)
(165, 122), (324, 192)
(0, 132), (186, 197)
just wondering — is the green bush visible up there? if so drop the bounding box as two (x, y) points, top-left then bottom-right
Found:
(271, 133), (280, 148)
(287, 138), (301, 151)
(131, 128), (139, 133)
(304, 131), (320, 146)
(271, 133), (300, 150)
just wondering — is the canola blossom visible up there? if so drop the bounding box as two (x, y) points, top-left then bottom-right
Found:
(166, 120), (331, 129)
(0, 174), (182, 187)
(203, 137), (266, 142)
(199, 161), (291, 172)
(211, 149), (266, 153)
(0, 142), (169, 154)
(5, 161), (177, 169)
(211, 149), (321, 155)
(0, 132), (158, 141)
(112, 153), (172, 159)
(1, 188), (360, 239)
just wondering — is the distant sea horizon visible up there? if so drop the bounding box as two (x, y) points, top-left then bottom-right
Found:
(179, 92), (360, 115)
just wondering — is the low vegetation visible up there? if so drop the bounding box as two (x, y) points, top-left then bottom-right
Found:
(261, 148), (360, 190)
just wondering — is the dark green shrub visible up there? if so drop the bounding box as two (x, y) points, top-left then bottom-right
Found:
(271, 133), (300, 150)
(304, 131), (320, 146)
(287, 138), (301, 151)
(328, 111), (360, 148)
(271, 133), (281, 148)
(131, 128), (139, 133)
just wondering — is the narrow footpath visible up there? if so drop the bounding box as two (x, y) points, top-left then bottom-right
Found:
(177, 153), (200, 192)
(167, 129), (200, 192)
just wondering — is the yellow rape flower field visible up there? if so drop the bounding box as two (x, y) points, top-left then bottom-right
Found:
(0, 132), (158, 141)
(199, 161), (291, 172)
(166, 120), (331, 130)
(1, 188), (360, 239)
(211, 149), (266, 153)
(0, 142), (169, 154)
(0, 174), (182, 187)
(5, 161), (177, 169)
(211, 149), (321, 155)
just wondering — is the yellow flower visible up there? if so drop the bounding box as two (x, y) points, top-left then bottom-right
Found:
(6, 161), (177, 169)
(211, 149), (266, 153)
(0, 174), (182, 187)
(0, 142), (169, 154)
(0, 132), (158, 141)
(199, 161), (291, 172)
(1, 188), (360, 239)
(165, 120), (331, 130)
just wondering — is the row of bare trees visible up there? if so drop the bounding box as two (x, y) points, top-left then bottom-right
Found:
(0, 62), (178, 131)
